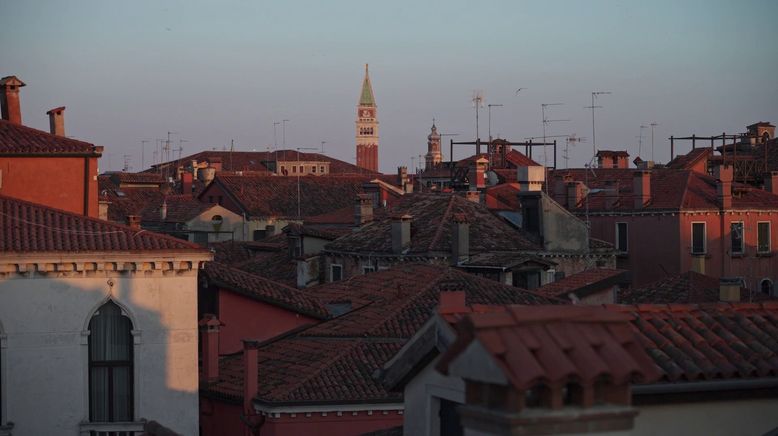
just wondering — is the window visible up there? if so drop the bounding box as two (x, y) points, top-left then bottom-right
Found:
(89, 301), (133, 422)
(312, 166), (317, 173)
(691, 222), (706, 254)
(292, 166), (297, 173)
(761, 279), (774, 296)
(615, 222), (628, 252)
(330, 264), (343, 282)
(731, 222), (744, 254)
(290, 237), (302, 258)
(362, 265), (375, 274)
(320, 166), (325, 173)
(758, 222), (771, 253)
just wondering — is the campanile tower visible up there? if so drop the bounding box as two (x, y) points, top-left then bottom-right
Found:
(356, 64), (379, 172)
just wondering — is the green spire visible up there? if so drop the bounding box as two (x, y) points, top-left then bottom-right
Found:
(359, 63), (375, 106)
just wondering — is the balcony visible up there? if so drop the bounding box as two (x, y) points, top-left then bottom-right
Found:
(79, 420), (145, 436)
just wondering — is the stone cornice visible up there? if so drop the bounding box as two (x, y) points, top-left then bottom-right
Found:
(0, 251), (212, 277)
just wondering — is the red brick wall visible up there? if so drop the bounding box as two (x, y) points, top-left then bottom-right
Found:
(199, 398), (243, 436)
(0, 156), (99, 217)
(260, 412), (402, 436)
(218, 289), (317, 354)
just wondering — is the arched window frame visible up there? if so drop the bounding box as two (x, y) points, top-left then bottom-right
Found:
(760, 278), (774, 296)
(81, 297), (141, 424)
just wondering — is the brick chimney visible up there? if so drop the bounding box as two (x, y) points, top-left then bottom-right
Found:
(719, 278), (741, 302)
(633, 170), (651, 209)
(451, 213), (470, 265)
(354, 193), (373, 226)
(566, 181), (585, 208)
(0, 76), (26, 125)
(397, 166), (411, 193)
(199, 314), (222, 382)
(714, 165), (733, 209)
(391, 214), (412, 254)
(242, 339), (260, 417)
(46, 106), (65, 136)
(127, 215), (141, 230)
(181, 172), (193, 196)
(517, 166), (545, 192)
(438, 291), (467, 315)
(191, 160), (199, 180)
(764, 171), (778, 194)
(469, 157), (488, 189)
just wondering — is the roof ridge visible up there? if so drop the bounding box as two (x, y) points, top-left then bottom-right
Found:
(678, 171), (692, 210)
(428, 195), (456, 251)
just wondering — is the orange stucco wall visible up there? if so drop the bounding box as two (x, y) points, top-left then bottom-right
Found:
(0, 156), (99, 217)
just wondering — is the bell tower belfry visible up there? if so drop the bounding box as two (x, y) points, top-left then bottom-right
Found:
(356, 64), (379, 172)
(425, 120), (442, 170)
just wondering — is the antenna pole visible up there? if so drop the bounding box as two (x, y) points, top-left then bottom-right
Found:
(587, 91), (611, 157)
(282, 119), (290, 147)
(650, 122), (658, 161)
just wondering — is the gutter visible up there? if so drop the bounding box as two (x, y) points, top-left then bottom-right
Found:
(632, 377), (778, 395)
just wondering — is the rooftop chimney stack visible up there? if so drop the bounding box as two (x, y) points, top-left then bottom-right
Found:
(469, 157), (488, 189)
(191, 160), (199, 180)
(517, 166), (546, 192)
(633, 170), (651, 209)
(714, 165), (733, 209)
(451, 213), (470, 265)
(391, 214), (412, 254)
(0, 76), (26, 125)
(46, 106), (65, 136)
(199, 314), (222, 382)
(181, 172), (193, 196)
(719, 278), (741, 302)
(765, 171), (778, 194)
(242, 339), (260, 417)
(397, 166), (410, 192)
(354, 193), (374, 226)
(566, 181), (585, 208)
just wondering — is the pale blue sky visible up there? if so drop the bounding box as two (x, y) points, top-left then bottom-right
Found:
(1, 0), (776, 172)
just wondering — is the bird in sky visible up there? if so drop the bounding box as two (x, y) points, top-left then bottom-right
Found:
(515, 88), (527, 95)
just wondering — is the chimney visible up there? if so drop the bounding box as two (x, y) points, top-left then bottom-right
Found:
(465, 190), (480, 203)
(714, 165), (733, 209)
(604, 180), (619, 209)
(181, 172), (193, 196)
(469, 157), (488, 189)
(98, 199), (111, 221)
(45, 106), (66, 136)
(127, 215), (141, 230)
(354, 193), (373, 226)
(0, 76), (25, 125)
(201, 166), (216, 185)
(191, 160), (199, 180)
(633, 170), (651, 209)
(765, 172), (778, 194)
(598, 154), (612, 169)
(451, 213), (470, 265)
(199, 314), (222, 382)
(566, 181), (585, 208)
(391, 214), (412, 254)
(397, 166), (409, 192)
(209, 157), (223, 172)
(242, 340), (260, 416)
(438, 291), (467, 315)
(160, 200), (168, 221)
(517, 166), (545, 192)
(719, 278), (741, 302)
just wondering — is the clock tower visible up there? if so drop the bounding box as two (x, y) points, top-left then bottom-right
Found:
(356, 64), (379, 172)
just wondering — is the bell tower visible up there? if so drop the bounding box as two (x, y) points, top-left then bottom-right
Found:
(425, 120), (442, 170)
(356, 64), (379, 172)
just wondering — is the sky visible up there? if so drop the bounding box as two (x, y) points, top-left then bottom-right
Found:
(1, 0), (777, 173)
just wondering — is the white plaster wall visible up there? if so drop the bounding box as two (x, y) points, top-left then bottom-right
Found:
(184, 205), (244, 242)
(632, 398), (778, 436)
(403, 356), (465, 436)
(0, 270), (199, 435)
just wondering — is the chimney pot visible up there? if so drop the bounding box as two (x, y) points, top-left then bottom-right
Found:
(191, 160), (199, 180)
(451, 213), (470, 265)
(0, 76), (26, 125)
(391, 214), (412, 254)
(242, 339), (261, 415)
(714, 165), (733, 209)
(46, 106), (66, 136)
(199, 314), (222, 382)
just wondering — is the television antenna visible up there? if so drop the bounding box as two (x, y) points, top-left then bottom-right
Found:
(563, 134), (587, 169)
(586, 91), (611, 156)
(140, 140), (150, 170)
(178, 139), (188, 160)
(650, 122), (659, 161)
(273, 121), (280, 149)
(320, 141), (327, 153)
(472, 90), (485, 144)
(487, 103), (503, 142)
(542, 103), (569, 166)
(637, 125), (647, 158)
(122, 155), (132, 172)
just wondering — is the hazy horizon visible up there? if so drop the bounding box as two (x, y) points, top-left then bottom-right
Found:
(2, 0), (777, 173)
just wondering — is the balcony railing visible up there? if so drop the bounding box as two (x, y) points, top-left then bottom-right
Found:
(79, 420), (145, 436)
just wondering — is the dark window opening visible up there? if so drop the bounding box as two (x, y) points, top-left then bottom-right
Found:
(616, 222), (628, 252)
(758, 222), (770, 253)
(331, 265), (343, 282)
(563, 382), (584, 406)
(731, 222), (744, 254)
(89, 301), (133, 423)
(761, 279), (774, 296)
(438, 398), (463, 436)
(525, 383), (551, 408)
(692, 222), (706, 254)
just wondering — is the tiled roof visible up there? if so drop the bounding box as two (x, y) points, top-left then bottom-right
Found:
(236, 248), (297, 288)
(285, 223), (351, 240)
(596, 150), (630, 157)
(99, 175), (167, 222)
(505, 150), (540, 167)
(611, 302), (778, 382)
(0, 194), (205, 252)
(617, 271), (773, 304)
(205, 264), (561, 405)
(301, 264), (561, 339)
(667, 148), (711, 170)
(550, 168), (778, 211)
(437, 305), (661, 389)
(461, 252), (556, 269)
(535, 268), (628, 299)
(107, 171), (166, 186)
(207, 174), (373, 219)
(149, 150), (377, 175)
(208, 240), (257, 264)
(0, 119), (100, 155)
(325, 193), (541, 255)
(142, 195), (216, 223)
(485, 183), (520, 210)
(203, 262), (328, 319)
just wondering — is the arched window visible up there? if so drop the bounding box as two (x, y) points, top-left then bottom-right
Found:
(88, 301), (133, 422)
(761, 278), (774, 296)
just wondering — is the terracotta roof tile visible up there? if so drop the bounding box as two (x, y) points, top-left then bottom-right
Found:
(504, 150), (540, 167)
(0, 194), (205, 252)
(485, 183), (520, 210)
(204, 262), (328, 319)
(618, 271), (774, 304)
(667, 148), (712, 170)
(0, 119), (100, 155)
(535, 268), (628, 299)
